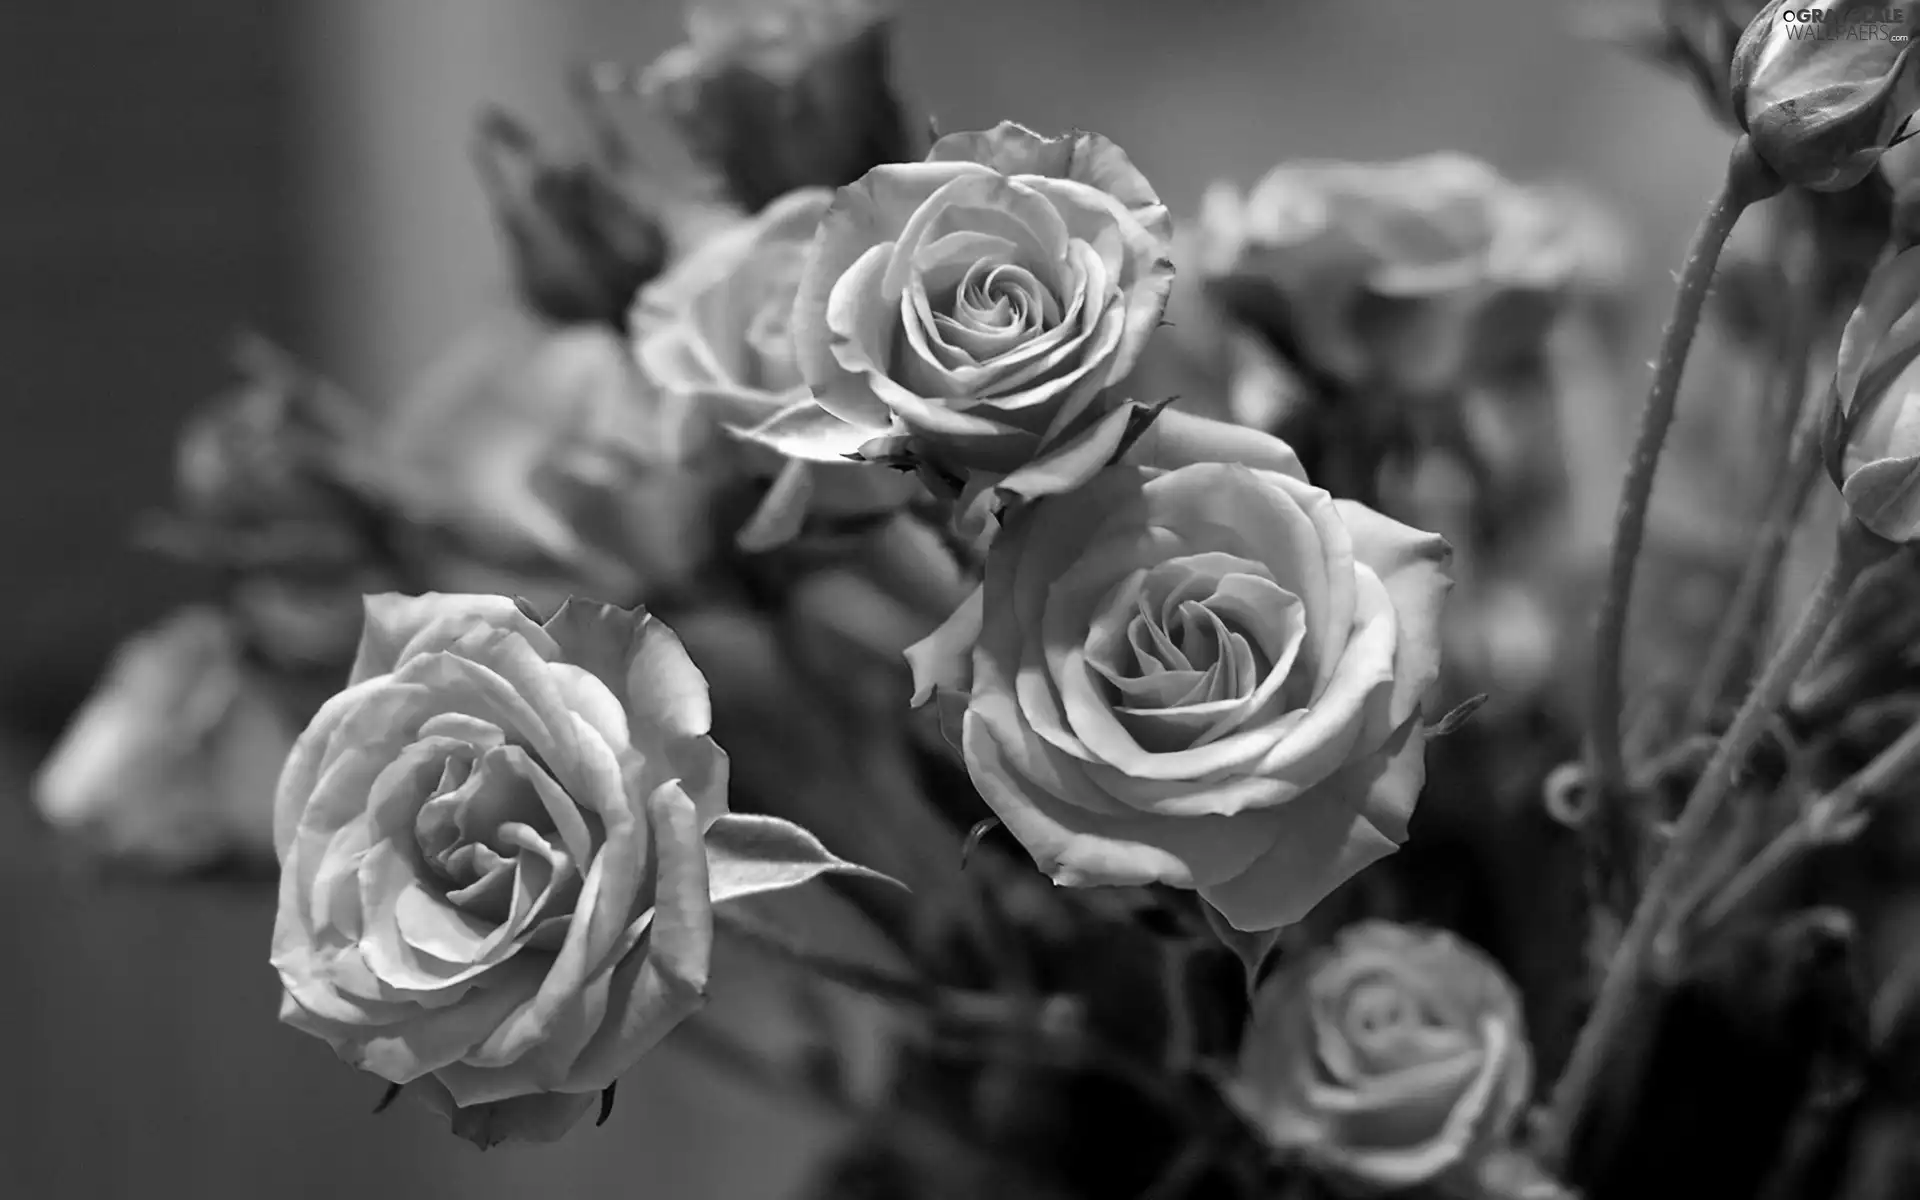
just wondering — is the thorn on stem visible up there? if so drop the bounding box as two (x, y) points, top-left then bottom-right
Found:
(373, 1082), (404, 1114)
(597, 1082), (618, 1126)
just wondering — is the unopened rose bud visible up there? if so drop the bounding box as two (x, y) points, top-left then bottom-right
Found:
(159, 337), (384, 572)
(643, 0), (916, 213)
(473, 107), (668, 328)
(1730, 0), (1920, 191)
(1825, 244), (1920, 540)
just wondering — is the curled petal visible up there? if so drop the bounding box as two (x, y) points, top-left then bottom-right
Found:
(351, 593), (559, 684)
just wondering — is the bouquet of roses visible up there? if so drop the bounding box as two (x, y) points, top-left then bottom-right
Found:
(33, 0), (1920, 1196)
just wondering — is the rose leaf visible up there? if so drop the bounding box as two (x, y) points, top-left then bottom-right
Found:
(1427, 693), (1489, 738)
(705, 812), (907, 906)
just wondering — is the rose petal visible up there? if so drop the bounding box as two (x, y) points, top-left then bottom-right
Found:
(1121, 407), (1310, 480)
(795, 161), (991, 427)
(351, 594), (560, 685)
(1333, 500), (1453, 730)
(563, 779), (713, 1091)
(1197, 717), (1426, 932)
(905, 585), (983, 706)
(962, 693), (1296, 889)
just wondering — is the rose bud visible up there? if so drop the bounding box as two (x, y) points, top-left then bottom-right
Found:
(1729, 1), (1920, 192)
(642, 0), (916, 214)
(32, 607), (296, 874)
(1226, 921), (1535, 1192)
(154, 337), (385, 572)
(472, 107), (668, 330)
(1825, 245), (1920, 542)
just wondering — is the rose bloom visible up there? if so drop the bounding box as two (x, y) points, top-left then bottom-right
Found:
(1228, 921), (1533, 1190)
(1828, 244), (1920, 543)
(1197, 154), (1604, 399)
(632, 187), (920, 550)
(742, 120), (1175, 484)
(33, 607), (292, 872)
(907, 410), (1451, 931)
(377, 310), (723, 606)
(270, 594), (733, 1138)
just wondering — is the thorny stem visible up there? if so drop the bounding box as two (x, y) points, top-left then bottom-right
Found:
(1681, 384), (1829, 734)
(1542, 523), (1887, 1172)
(1588, 136), (1783, 801)
(1701, 709), (1920, 930)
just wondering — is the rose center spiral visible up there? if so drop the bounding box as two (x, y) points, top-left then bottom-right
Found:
(406, 716), (586, 928)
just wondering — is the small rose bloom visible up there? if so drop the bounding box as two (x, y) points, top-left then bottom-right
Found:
(906, 410), (1452, 931)
(378, 310), (723, 604)
(1731, 0), (1920, 191)
(1228, 921), (1533, 1191)
(33, 607), (293, 872)
(632, 187), (919, 550)
(749, 121), (1175, 487)
(1199, 155), (1607, 398)
(1827, 244), (1920, 541)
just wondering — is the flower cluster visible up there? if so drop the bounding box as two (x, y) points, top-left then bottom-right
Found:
(58, 1), (1920, 1196)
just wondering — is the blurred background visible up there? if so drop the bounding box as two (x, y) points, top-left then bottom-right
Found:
(0, 1), (1725, 1195)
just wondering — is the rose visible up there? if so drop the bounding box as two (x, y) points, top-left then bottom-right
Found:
(1196, 155), (1603, 398)
(1227, 921), (1533, 1191)
(1827, 244), (1920, 542)
(376, 310), (723, 606)
(32, 607), (292, 872)
(271, 593), (880, 1144)
(632, 187), (919, 549)
(905, 409), (1452, 931)
(1731, 0), (1920, 191)
(742, 121), (1175, 487)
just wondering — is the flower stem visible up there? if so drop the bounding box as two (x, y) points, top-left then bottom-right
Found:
(1700, 706), (1920, 930)
(1541, 521), (1886, 1173)
(1588, 136), (1782, 801)
(1681, 384), (1828, 734)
